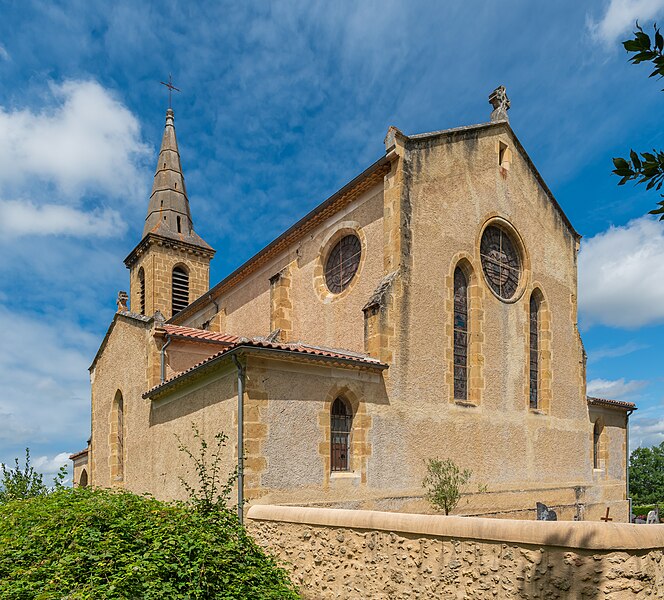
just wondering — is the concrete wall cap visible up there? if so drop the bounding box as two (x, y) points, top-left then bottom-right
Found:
(246, 505), (664, 551)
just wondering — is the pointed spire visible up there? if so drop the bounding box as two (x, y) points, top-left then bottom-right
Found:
(142, 109), (211, 250)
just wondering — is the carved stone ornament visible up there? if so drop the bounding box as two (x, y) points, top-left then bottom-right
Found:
(489, 85), (510, 122)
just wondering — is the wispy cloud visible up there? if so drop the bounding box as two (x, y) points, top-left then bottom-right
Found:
(588, 0), (664, 46)
(0, 44), (9, 62)
(0, 200), (126, 238)
(587, 377), (648, 398)
(579, 217), (664, 328)
(587, 340), (648, 362)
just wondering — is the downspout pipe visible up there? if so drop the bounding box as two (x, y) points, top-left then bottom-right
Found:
(160, 334), (172, 383)
(626, 407), (635, 522)
(232, 354), (246, 525)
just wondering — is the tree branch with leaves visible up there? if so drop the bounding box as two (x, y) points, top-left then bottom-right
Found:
(612, 22), (664, 219)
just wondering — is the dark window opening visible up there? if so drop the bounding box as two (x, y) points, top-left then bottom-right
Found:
(593, 421), (601, 469)
(453, 267), (468, 401)
(529, 294), (540, 409)
(79, 468), (88, 488)
(331, 398), (352, 472)
(325, 234), (361, 294)
(172, 266), (189, 315)
(138, 268), (146, 316)
(176, 216), (181, 233)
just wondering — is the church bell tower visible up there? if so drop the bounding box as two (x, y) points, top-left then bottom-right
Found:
(124, 108), (215, 319)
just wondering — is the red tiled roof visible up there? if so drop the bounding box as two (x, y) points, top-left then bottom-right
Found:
(144, 338), (387, 399)
(161, 324), (240, 344)
(69, 448), (89, 461)
(587, 396), (637, 411)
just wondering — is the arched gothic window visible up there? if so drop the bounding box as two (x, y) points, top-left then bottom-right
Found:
(112, 391), (124, 481)
(79, 468), (88, 488)
(529, 293), (540, 409)
(453, 267), (469, 400)
(172, 266), (189, 315)
(138, 267), (146, 315)
(593, 420), (601, 469)
(331, 398), (352, 472)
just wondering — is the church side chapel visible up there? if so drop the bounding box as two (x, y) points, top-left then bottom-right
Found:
(71, 87), (635, 521)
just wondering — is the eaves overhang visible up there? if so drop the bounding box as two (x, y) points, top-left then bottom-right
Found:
(143, 343), (388, 401)
(124, 232), (216, 269)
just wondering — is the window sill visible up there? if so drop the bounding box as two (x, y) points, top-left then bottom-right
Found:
(454, 400), (477, 408)
(330, 471), (360, 480)
(529, 408), (547, 415)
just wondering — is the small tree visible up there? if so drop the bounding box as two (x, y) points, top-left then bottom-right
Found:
(423, 458), (472, 515)
(176, 423), (237, 513)
(0, 448), (47, 503)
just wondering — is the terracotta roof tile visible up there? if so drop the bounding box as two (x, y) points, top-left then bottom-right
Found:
(161, 324), (240, 344)
(69, 448), (89, 461)
(587, 396), (637, 411)
(144, 338), (387, 399)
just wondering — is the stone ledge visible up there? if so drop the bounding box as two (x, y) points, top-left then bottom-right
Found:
(246, 504), (664, 551)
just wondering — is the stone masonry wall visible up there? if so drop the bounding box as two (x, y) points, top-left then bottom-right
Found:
(247, 506), (664, 600)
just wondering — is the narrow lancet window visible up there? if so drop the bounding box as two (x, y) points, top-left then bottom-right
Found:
(112, 391), (124, 481)
(331, 398), (352, 472)
(453, 267), (469, 401)
(593, 420), (601, 469)
(172, 266), (189, 315)
(529, 294), (540, 409)
(138, 267), (146, 315)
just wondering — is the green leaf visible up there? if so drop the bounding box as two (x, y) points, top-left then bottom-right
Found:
(612, 157), (630, 169)
(656, 28), (663, 52)
(630, 149), (642, 169)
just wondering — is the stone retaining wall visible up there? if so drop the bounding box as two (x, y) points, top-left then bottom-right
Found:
(247, 505), (664, 599)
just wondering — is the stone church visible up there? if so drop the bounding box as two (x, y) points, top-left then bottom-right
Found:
(71, 87), (635, 521)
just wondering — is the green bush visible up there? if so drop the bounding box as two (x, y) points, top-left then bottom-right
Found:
(0, 487), (299, 599)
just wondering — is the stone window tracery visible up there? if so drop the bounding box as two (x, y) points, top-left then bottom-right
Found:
(480, 225), (521, 300)
(325, 235), (361, 294)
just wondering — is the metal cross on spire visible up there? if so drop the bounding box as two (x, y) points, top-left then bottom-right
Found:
(160, 74), (180, 109)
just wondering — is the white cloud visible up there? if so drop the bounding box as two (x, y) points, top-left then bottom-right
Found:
(587, 377), (647, 398)
(588, 0), (664, 45)
(0, 44), (9, 61)
(0, 80), (150, 198)
(0, 304), (92, 451)
(578, 217), (664, 328)
(0, 200), (126, 238)
(630, 417), (664, 449)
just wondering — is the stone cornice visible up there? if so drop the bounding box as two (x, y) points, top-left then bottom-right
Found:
(124, 233), (216, 268)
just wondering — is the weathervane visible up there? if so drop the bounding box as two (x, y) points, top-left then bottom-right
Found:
(160, 74), (180, 109)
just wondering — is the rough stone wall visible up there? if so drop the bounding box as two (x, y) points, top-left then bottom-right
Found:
(129, 242), (211, 320)
(89, 315), (152, 489)
(248, 518), (664, 599)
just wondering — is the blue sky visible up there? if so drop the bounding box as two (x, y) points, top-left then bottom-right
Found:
(0, 0), (663, 481)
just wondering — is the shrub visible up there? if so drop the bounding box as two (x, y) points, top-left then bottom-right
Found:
(422, 458), (472, 515)
(0, 487), (299, 599)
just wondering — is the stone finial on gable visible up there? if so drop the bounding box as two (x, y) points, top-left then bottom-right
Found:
(153, 310), (165, 326)
(116, 290), (129, 312)
(489, 85), (510, 123)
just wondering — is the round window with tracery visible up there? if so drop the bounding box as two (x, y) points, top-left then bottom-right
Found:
(480, 225), (521, 300)
(325, 234), (362, 294)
